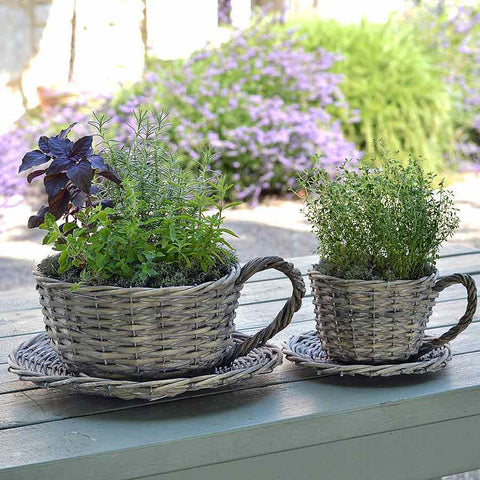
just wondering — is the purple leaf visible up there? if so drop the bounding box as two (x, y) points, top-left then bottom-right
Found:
(46, 156), (73, 174)
(38, 136), (50, 154)
(27, 170), (46, 183)
(66, 159), (93, 193)
(98, 167), (122, 185)
(44, 173), (68, 198)
(89, 154), (106, 171)
(48, 137), (71, 157)
(48, 189), (71, 219)
(70, 189), (87, 208)
(71, 136), (93, 157)
(92, 199), (114, 209)
(27, 205), (49, 228)
(19, 150), (49, 173)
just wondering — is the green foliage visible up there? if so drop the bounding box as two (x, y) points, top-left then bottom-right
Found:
(299, 153), (460, 280)
(39, 110), (238, 287)
(41, 201), (158, 284)
(406, 1), (480, 162)
(290, 17), (456, 170)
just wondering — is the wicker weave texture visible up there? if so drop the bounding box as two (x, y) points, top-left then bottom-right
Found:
(283, 331), (452, 377)
(309, 270), (477, 364)
(8, 332), (283, 401)
(35, 256), (305, 380)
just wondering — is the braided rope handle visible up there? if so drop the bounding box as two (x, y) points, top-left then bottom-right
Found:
(417, 273), (477, 356)
(221, 256), (306, 364)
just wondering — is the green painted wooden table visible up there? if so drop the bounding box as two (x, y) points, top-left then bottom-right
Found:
(1, 245), (480, 480)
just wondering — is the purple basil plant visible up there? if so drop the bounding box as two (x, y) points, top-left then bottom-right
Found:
(18, 123), (121, 228)
(0, 96), (93, 210)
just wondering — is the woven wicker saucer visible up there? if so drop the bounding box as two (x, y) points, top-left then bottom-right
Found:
(283, 331), (452, 377)
(9, 332), (282, 401)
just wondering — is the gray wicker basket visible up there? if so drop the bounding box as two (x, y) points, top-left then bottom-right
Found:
(34, 256), (305, 380)
(309, 270), (477, 364)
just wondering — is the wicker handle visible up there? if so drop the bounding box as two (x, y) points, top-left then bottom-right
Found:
(222, 256), (305, 364)
(418, 273), (477, 356)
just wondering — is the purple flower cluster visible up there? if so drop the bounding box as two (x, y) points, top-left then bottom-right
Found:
(0, 129), (30, 207)
(158, 19), (360, 202)
(0, 95), (92, 208)
(218, 0), (232, 25)
(1, 19), (360, 205)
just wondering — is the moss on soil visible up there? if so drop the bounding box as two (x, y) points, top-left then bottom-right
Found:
(38, 250), (238, 288)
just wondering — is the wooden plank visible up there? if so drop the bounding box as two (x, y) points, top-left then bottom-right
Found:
(0, 365), (36, 395)
(156, 415), (480, 480)
(0, 310), (43, 337)
(1, 284), (475, 390)
(0, 361), (315, 430)
(0, 289), (39, 313)
(0, 250), (478, 421)
(439, 243), (480, 257)
(1, 315), (479, 429)
(0, 250), (478, 476)
(1, 350), (480, 480)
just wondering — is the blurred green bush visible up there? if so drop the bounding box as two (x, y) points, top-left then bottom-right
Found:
(405, 0), (480, 170)
(289, 17), (456, 171)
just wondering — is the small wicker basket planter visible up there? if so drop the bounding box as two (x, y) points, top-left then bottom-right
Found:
(34, 256), (305, 380)
(309, 270), (477, 364)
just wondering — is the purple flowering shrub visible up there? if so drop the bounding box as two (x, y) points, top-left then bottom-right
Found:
(218, 0), (232, 25)
(1, 20), (360, 205)
(0, 130), (29, 207)
(0, 96), (94, 208)
(150, 19), (360, 201)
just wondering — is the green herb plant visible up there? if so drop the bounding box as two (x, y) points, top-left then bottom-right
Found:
(299, 153), (460, 281)
(40, 109), (238, 287)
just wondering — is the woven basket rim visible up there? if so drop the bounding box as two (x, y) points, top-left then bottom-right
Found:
(33, 262), (241, 294)
(308, 268), (438, 287)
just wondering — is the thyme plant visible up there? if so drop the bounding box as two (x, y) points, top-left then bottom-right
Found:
(38, 110), (238, 287)
(299, 154), (459, 281)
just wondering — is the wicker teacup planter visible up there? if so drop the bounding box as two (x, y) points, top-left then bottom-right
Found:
(309, 270), (477, 364)
(34, 256), (305, 380)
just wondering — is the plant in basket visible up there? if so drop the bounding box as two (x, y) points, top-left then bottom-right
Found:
(19, 109), (305, 381)
(298, 152), (477, 365)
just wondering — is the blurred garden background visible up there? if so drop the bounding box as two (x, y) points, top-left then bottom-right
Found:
(1, 0), (480, 299)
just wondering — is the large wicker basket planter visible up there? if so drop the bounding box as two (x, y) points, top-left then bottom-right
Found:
(34, 256), (305, 380)
(309, 270), (477, 364)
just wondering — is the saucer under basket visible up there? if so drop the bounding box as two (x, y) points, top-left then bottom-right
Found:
(283, 331), (452, 377)
(8, 332), (282, 401)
